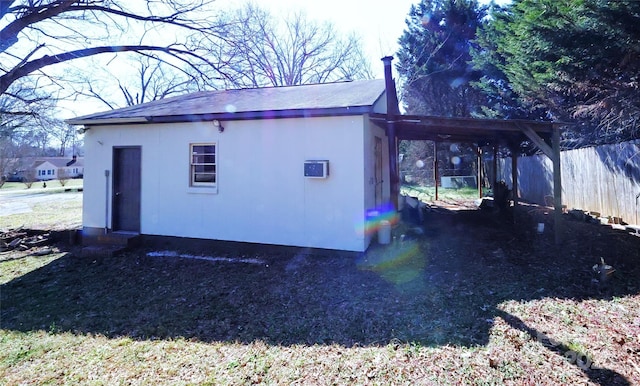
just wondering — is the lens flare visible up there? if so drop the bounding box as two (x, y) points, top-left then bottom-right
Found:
(359, 203), (399, 237)
(358, 238), (428, 288)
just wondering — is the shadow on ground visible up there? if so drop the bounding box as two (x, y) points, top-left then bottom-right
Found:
(2, 205), (638, 384)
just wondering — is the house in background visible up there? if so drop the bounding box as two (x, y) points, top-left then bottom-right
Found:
(33, 156), (84, 181)
(5, 156), (84, 182)
(67, 79), (392, 252)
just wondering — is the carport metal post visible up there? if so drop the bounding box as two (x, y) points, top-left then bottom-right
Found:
(388, 123), (399, 209)
(477, 146), (483, 198)
(511, 145), (519, 219)
(552, 126), (562, 245)
(492, 145), (498, 190)
(434, 141), (439, 201)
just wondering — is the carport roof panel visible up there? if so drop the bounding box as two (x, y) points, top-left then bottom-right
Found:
(369, 113), (558, 143)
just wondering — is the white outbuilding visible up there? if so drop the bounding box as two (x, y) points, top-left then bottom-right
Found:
(67, 79), (394, 252)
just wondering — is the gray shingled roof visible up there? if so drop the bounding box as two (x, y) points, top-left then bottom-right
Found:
(67, 79), (386, 126)
(33, 157), (84, 168)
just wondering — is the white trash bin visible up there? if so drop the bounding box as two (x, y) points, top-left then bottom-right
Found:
(378, 220), (391, 245)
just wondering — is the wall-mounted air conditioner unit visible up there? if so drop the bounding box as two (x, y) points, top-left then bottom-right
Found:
(304, 160), (329, 178)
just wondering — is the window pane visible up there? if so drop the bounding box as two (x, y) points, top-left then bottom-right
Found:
(192, 145), (215, 154)
(194, 173), (216, 183)
(192, 153), (215, 164)
(202, 154), (215, 164)
(194, 164), (215, 173)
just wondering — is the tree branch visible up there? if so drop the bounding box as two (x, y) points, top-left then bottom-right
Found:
(0, 44), (220, 95)
(1, 0), (77, 53)
(1, 1), (220, 54)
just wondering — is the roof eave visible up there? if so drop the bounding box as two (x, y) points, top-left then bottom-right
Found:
(65, 116), (149, 126)
(66, 106), (374, 127)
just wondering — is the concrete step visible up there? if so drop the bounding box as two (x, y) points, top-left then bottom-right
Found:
(82, 232), (141, 248)
(81, 245), (127, 258)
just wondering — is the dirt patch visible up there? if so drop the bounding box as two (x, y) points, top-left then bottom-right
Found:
(409, 203), (640, 296)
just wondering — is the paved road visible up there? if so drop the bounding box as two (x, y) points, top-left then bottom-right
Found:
(0, 189), (83, 217)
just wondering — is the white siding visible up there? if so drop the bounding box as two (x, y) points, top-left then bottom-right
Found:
(83, 115), (375, 251)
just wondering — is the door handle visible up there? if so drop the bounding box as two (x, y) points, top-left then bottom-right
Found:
(115, 192), (121, 196)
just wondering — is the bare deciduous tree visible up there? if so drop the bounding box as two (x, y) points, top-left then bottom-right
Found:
(1, 0), (227, 101)
(1, 78), (56, 138)
(214, 3), (373, 88)
(22, 167), (36, 188)
(0, 138), (36, 183)
(56, 168), (70, 186)
(0, 137), (16, 186)
(46, 120), (76, 156)
(68, 55), (206, 110)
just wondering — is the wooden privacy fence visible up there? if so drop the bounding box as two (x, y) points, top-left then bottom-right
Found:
(497, 140), (640, 225)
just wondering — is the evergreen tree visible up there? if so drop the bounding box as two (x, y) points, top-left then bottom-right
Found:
(475, 0), (640, 145)
(470, 2), (541, 121)
(396, 0), (487, 117)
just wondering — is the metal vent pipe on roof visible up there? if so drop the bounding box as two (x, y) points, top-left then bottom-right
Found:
(381, 56), (400, 210)
(381, 56), (400, 116)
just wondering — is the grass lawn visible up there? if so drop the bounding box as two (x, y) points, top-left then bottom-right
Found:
(0, 190), (82, 230)
(0, 197), (82, 231)
(401, 184), (482, 202)
(0, 178), (83, 193)
(1, 189), (639, 384)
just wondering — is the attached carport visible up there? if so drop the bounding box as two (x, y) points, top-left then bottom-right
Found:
(369, 112), (565, 244)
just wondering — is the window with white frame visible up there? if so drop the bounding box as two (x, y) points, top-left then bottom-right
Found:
(190, 143), (216, 187)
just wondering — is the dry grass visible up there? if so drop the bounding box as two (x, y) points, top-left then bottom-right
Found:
(0, 192), (82, 230)
(2, 198), (82, 230)
(1, 195), (639, 385)
(401, 185), (481, 202)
